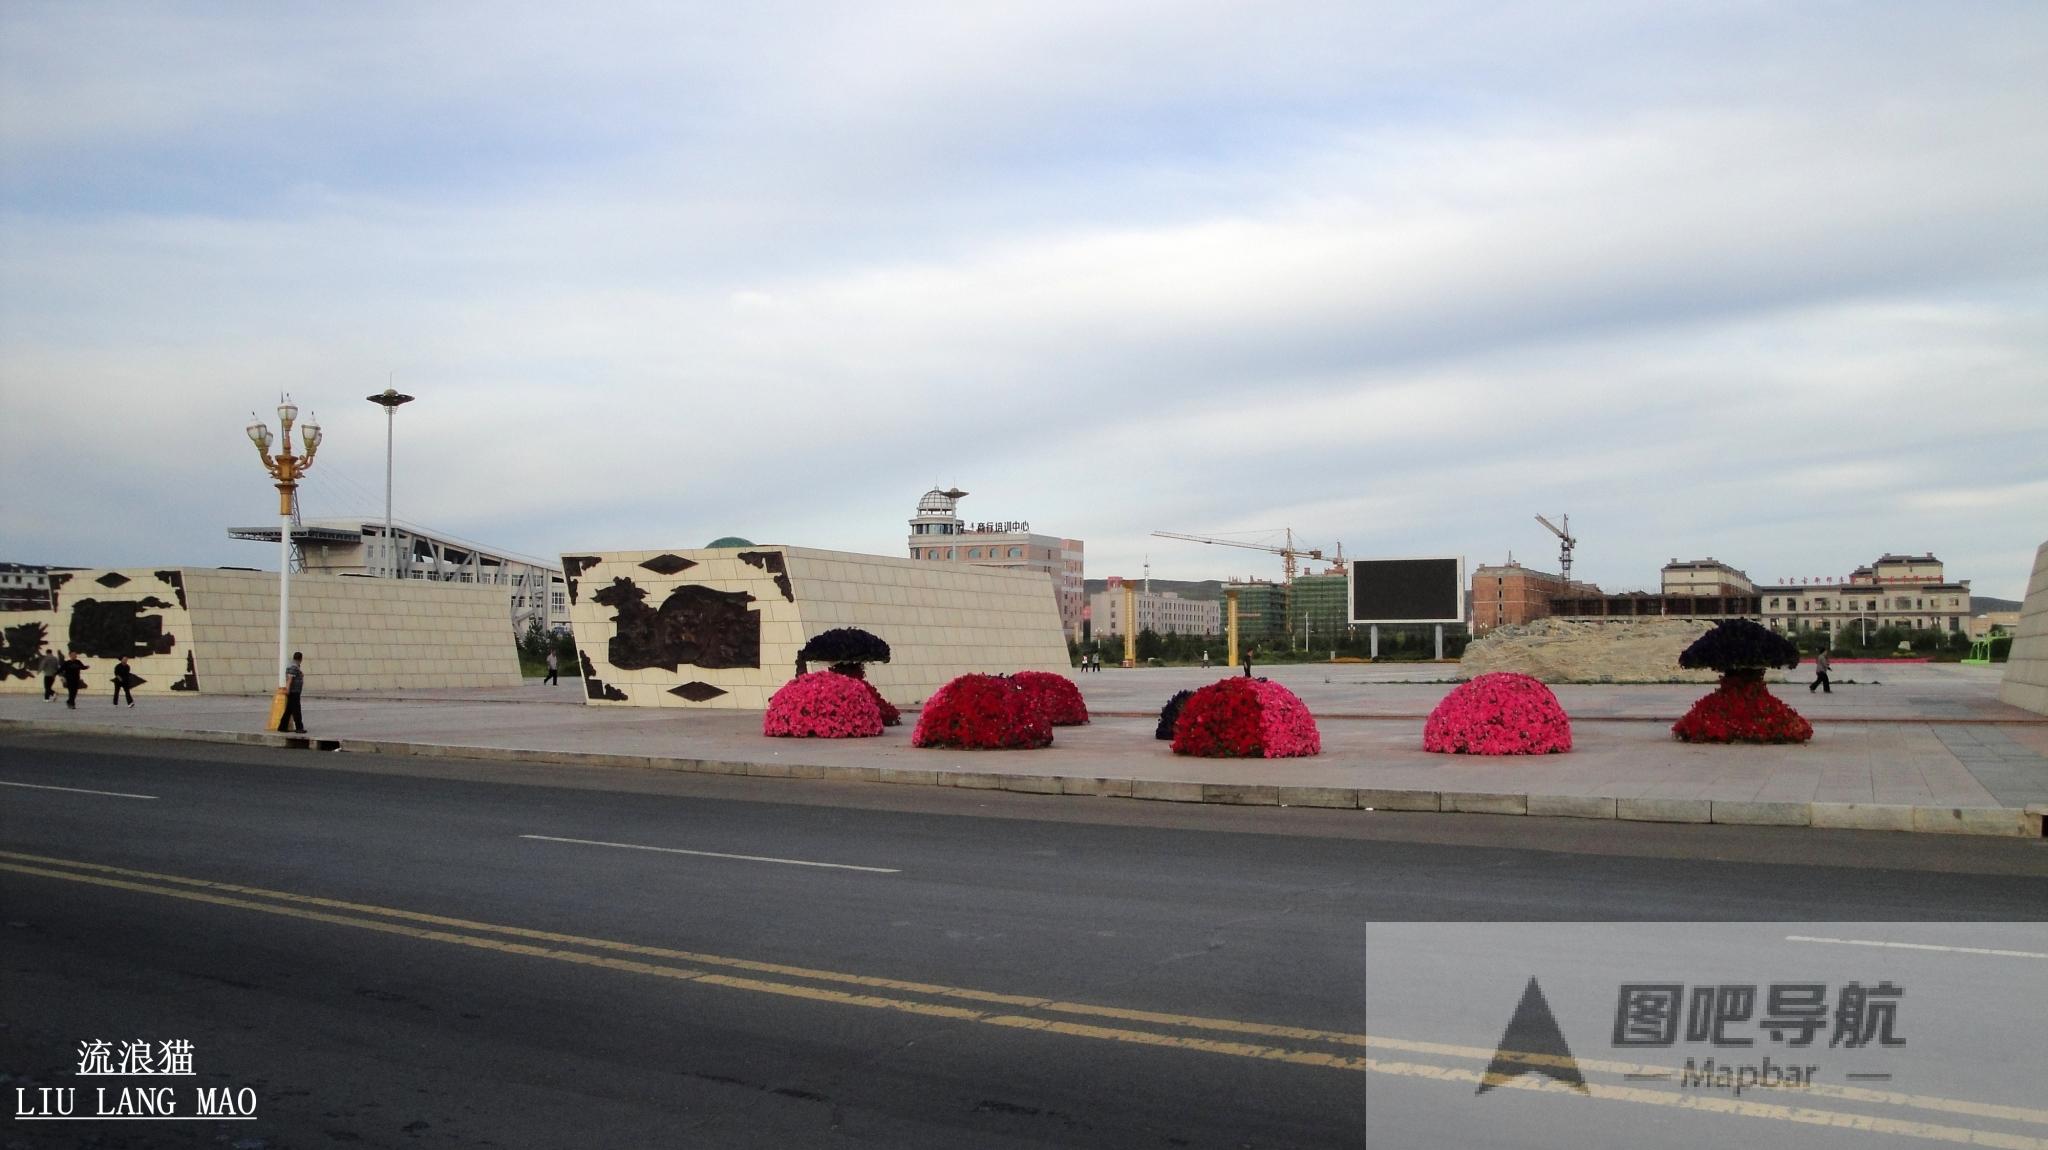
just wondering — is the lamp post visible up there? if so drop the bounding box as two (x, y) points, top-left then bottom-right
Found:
(365, 386), (415, 580)
(246, 397), (321, 718)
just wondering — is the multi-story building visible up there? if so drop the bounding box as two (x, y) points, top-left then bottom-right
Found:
(1090, 579), (1221, 639)
(227, 518), (570, 636)
(1661, 558), (1755, 596)
(1759, 553), (1971, 637)
(906, 487), (1084, 640)
(1469, 560), (1590, 634)
(1223, 579), (1289, 645)
(0, 562), (64, 612)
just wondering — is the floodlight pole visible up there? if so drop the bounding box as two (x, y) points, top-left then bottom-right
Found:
(367, 386), (415, 580)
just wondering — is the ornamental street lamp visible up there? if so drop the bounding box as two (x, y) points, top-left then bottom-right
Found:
(246, 396), (321, 717)
(365, 386), (415, 580)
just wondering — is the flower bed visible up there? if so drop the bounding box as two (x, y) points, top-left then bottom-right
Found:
(1673, 621), (1812, 744)
(762, 672), (883, 739)
(1170, 678), (1321, 758)
(1423, 672), (1572, 755)
(1011, 670), (1089, 726)
(911, 673), (1054, 750)
(1672, 673), (1814, 744)
(1155, 689), (1194, 740)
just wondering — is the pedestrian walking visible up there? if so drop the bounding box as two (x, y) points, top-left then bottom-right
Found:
(59, 651), (88, 709)
(112, 657), (135, 707)
(1809, 648), (1832, 694)
(278, 651), (307, 733)
(38, 648), (61, 700)
(543, 648), (560, 685)
(1201, 649), (1209, 669)
(1241, 646), (1254, 678)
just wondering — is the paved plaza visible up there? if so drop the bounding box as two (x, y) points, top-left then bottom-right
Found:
(5, 663), (2044, 835)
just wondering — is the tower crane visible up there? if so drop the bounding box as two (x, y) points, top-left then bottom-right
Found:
(1151, 529), (1324, 584)
(1535, 513), (1575, 589)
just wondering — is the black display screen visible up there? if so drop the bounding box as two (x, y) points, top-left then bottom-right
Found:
(1349, 558), (1463, 623)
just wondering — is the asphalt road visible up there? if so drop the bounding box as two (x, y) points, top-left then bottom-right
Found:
(3, 733), (2045, 1149)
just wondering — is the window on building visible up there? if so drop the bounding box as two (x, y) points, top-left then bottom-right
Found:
(551, 593), (565, 611)
(966, 548), (979, 559)
(1009, 547), (1023, 558)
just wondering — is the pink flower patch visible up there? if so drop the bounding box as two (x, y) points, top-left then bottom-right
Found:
(763, 672), (884, 738)
(1171, 677), (1321, 758)
(1423, 672), (1572, 755)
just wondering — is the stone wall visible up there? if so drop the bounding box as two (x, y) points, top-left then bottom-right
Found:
(1997, 541), (2048, 716)
(1460, 618), (1720, 683)
(0, 567), (520, 696)
(561, 545), (1072, 708)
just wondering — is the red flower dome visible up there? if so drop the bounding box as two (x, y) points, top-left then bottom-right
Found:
(1673, 675), (1813, 744)
(763, 672), (884, 738)
(911, 673), (1054, 750)
(1170, 678), (1321, 758)
(1424, 672), (1573, 755)
(1011, 671), (1090, 726)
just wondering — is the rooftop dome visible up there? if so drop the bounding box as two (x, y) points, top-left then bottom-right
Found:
(916, 487), (967, 516)
(705, 536), (755, 548)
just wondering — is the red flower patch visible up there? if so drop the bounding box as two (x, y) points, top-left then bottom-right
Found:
(1011, 671), (1089, 726)
(1672, 673), (1813, 744)
(763, 672), (884, 738)
(911, 673), (1054, 750)
(1170, 678), (1321, 758)
(1424, 672), (1573, 755)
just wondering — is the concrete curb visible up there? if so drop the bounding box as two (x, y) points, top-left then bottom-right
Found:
(4, 719), (2042, 839)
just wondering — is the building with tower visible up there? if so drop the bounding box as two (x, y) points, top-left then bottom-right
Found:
(907, 487), (1084, 640)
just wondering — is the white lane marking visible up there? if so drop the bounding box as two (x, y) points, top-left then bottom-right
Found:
(0, 780), (158, 800)
(1786, 934), (2048, 960)
(520, 834), (900, 874)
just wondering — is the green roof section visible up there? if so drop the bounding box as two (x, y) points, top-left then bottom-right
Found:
(704, 536), (756, 548)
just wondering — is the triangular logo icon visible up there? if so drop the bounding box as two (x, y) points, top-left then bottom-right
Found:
(1475, 977), (1589, 1095)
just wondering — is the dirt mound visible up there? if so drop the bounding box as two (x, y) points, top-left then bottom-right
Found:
(1461, 619), (1719, 683)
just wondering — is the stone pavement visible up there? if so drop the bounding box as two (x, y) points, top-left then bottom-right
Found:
(4, 663), (2044, 837)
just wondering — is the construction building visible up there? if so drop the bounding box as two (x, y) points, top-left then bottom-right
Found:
(1285, 571), (1352, 645)
(1223, 579), (1289, 646)
(227, 518), (569, 636)
(1469, 560), (1591, 634)
(906, 487), (1085, 640)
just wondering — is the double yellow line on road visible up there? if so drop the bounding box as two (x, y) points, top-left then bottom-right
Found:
(4, 849), (2044, 1147)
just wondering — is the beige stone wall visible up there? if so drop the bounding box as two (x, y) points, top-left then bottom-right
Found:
(181, 568), (520, 694)
(1997, 542), (2048, 716)
(562, 545), (1071, 709)
(0, 569), (198, 696)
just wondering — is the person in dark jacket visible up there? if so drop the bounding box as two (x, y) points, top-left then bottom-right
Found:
(59, 652), (88, 709)
(278, 651), (307, 733)
(112, 657), (136, 707)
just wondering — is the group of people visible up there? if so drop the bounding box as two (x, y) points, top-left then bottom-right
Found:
(35, 649), (139, 709)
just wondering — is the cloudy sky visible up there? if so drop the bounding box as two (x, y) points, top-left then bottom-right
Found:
(3, 3), (2044, 597)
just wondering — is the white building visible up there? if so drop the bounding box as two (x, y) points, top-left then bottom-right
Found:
(1089, 579), (1221, 638)
(228, 518), (569, 636)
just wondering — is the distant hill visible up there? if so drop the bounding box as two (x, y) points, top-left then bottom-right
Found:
(1082, 578), (1224, 601)
(1973, 596), (2023, 614)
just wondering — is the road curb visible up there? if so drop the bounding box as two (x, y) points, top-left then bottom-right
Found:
(4, 718), (2042, 839)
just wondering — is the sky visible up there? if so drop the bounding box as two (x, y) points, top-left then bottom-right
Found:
(2, 3), (2044, 598)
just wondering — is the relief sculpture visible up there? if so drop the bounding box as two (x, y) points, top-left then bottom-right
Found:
(591, 577), (760, 671)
